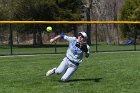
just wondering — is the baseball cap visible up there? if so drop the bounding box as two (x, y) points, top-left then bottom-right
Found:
(78, 32), (87, 38)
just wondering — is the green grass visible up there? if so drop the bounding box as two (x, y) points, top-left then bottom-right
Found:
(1, 44), (140, 55)
(0, 45), (68, 55)
(0, 52), (140, 93)
(95, 44), (140, 52)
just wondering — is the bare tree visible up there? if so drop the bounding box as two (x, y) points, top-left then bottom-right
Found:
(113, 0), (119, 45)
(91, 0), (111, 44)
(86, 0), (124, 44)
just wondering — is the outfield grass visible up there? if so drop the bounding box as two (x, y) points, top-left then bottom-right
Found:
(95, 44), (140, 52)
(0, 52), (140, 93)
(1, 44), (140, 55)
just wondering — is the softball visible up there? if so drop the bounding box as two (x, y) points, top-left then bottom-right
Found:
(46, 26), (52, 32)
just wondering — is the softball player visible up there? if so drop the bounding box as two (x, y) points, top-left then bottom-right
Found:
(46, 32), (90, 81)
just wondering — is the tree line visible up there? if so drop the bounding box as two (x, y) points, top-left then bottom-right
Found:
(0, 0), (83, 45)
(0, 0), (140, 45)
(120, 0), (140, 41)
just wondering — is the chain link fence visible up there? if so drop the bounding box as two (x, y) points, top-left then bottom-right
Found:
(0, 21), (140, 56)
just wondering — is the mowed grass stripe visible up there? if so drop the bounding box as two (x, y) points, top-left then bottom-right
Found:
(0, 52), (140, 93)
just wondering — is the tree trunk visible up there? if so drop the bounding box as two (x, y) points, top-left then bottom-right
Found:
(105, 25), (111, 44)
(33, 25), (37, 45)
(73, 25), (78, 37)
(84, 0), (92, 45)
(113, 0), (119, 45)
(36, 30), (43, 45)
(16, 31), (19, 44)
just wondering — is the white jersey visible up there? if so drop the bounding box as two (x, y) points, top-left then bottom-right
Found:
(62, 35), (90, 63)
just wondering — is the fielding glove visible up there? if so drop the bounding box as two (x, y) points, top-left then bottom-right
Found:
(80, 43), (88, 53)
(85, 53), (89, 58)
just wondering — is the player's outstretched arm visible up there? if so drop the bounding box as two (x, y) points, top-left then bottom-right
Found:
(50, 35), (61, 43)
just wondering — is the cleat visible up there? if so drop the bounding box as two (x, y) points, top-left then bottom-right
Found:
(46, 68), (56, 76)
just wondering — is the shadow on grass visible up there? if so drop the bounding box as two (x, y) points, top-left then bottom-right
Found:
(59, 78), (102, 83)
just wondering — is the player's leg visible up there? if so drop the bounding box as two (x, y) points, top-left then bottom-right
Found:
(46, 57), (68, 76)
(55, 57), (68, 74)
(60, 65), (78, 81)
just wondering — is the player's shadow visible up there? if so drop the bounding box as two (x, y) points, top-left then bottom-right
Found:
(67, 78), (102, 83)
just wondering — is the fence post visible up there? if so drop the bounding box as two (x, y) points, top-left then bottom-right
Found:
(134, 27), (136, 51)
(95, 24), (98, 52)
(9, 24), (13, 55)
(54, 31), (57, 54)
(54, 42), (57, 54)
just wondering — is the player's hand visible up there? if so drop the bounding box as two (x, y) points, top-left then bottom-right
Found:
(50, 38), (55, 43)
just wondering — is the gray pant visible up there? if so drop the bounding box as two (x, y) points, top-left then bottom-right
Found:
(55, 57), (79, 81)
